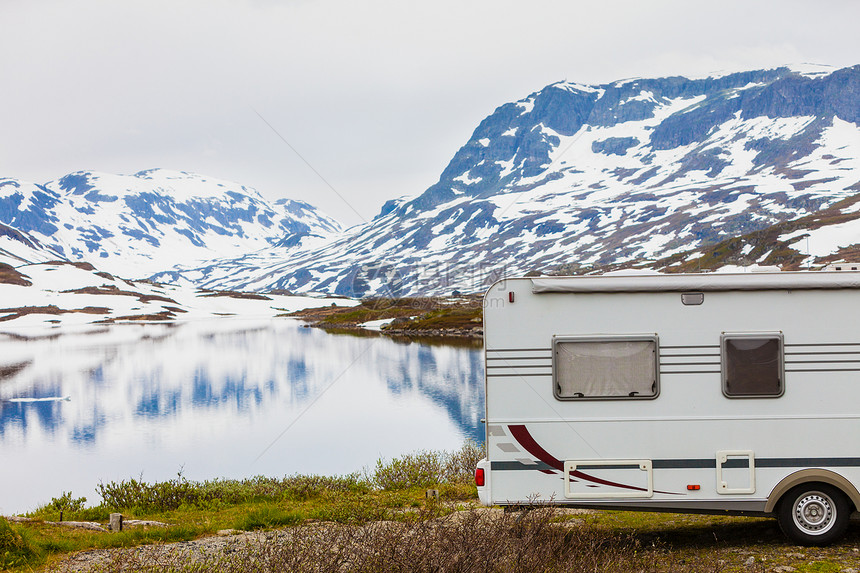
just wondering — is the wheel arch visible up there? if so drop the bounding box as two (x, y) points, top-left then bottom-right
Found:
(765, 469), (860, 514)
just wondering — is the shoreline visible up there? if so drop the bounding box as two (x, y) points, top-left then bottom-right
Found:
(287, 295), (484, 341)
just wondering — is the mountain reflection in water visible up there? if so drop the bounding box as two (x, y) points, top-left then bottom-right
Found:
(0, 318), (484, 513)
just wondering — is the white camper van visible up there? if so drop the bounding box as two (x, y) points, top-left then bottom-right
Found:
(475, 272), (860, 545)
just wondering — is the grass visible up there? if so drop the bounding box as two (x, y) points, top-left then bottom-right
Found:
(7, 441), (860, 572)
(392, 307), (482, 331)
(0, 517), (37, 570)
(5, 443), (481, 571)
(231, 506), (303, 531)
(289, 296), (483, 336)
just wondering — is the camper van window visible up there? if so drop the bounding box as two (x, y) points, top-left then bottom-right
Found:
(721, 334), (784, 398)
(553, 336), (659, 400)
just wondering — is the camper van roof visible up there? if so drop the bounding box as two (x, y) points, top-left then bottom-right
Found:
(530, 271), (860, 294)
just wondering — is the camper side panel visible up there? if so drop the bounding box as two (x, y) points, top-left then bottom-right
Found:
(482, 278), (860, 512)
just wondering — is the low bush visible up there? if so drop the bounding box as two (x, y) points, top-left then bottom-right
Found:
(372, 450), (444, 490)
(0, 517), (37, 569)
(86, 506), (658, 573)
(96, 472), (370, 512)
(371, 439), (485, 491)
(232, 506), (304, 531)
(92, 441), (483, 513)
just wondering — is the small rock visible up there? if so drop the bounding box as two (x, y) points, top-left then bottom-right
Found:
(786, 553), (806, 559)
(744, 556), (756, 565)
(772, 566), (796, 572)
(2, 516), (34, 523)
(217, 529), (243, 536)
(45, 520), (108, 532)
(124, 519), (169, 528)
(842, 568), (858, 573)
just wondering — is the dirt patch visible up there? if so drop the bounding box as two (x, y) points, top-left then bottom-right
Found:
(198, 290), (272, 301)
(61, 285), (178, 305)
(97, 311), (177, 324)
(0, 306), (111, 322)
(0, 263), (32, 286)
(43, 261), (97, 271)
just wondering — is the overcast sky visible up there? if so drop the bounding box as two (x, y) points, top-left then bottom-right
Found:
(1, 0), (858, 227)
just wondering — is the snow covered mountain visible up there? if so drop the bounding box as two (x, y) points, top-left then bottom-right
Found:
(169, 64), (860, 296)
(0, 222), (65, 268)
(0, 169), (340, 279)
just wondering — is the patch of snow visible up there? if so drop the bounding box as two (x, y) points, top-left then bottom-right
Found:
(778, 229), (808, 243)
(714, 265), (782, 273)
(620, 90), (656, 105)
(786, 63), (837, 78)
(553, 82), (604, 97)
(496, 158), (517, 179)
(0, 260), (358, 336)
(515, 98), (535, 114)
(358, 318), (396, 331)
(785, 218), (860, 257)
(453, 172), (483, 185)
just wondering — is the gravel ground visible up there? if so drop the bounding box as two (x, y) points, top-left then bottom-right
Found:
(43, 510), (860, 573)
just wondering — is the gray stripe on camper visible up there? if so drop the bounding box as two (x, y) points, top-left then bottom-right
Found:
(492, 458), (860, 471)
(575, 464), (643, 470)
(651, 459), (717, 469)
(486, 364), (551, 369)
(487, 370), (552, 378)
(653, 458), (860, 469)
(486, 356), (553, 361)
(487, 425), (506, 437)
(660, 370), (721, 375)
(756, 458), (860, 468)
(497, 443), (520, 453)
(787, 368), (860, 372)
(491, 461), (555, 472)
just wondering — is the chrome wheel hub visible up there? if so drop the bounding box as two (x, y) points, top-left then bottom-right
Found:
(793, 492), (835, 534)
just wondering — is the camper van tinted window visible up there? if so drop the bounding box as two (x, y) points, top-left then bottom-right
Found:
(553, 336), (658, 400)
(721, 334), (783, 398)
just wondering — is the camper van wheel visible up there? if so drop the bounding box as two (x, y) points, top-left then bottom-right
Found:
(777, 483), (850, 546)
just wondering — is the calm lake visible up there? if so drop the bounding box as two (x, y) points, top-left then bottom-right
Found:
(0, 318), (485, 513)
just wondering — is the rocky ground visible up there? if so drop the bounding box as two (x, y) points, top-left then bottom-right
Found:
(40, 508), (860, 573)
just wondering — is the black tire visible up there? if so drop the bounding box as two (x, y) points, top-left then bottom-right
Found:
(777, 483), (851, 546)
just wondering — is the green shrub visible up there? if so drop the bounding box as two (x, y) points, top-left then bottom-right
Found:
(371, 440), (486, 491)
(97, 472), (371, 512)
(443, 439), (485, 483)
(0, 517), (37, 569)
(308, 497), (388, 525)
(92, 442), (482, 511)
(233, 506), (303, 531)
(372, 450), (444, 490)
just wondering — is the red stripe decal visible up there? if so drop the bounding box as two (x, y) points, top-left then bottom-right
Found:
(508, 424), (680, 495)
(508, 424), (564, 472)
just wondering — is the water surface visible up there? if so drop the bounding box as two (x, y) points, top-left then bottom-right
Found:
(0, 318), (484, 513)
